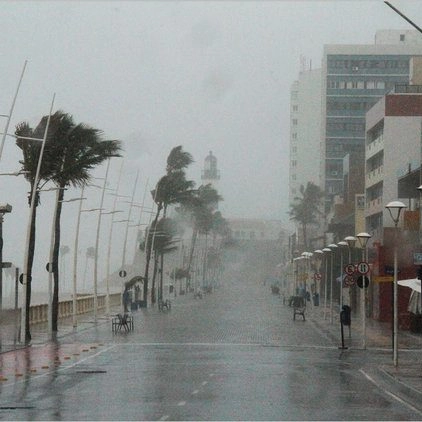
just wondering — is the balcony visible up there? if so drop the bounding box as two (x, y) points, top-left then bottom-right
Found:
(367, 197), (383, 215)
(366, 135), (383, 159)
(366, 166), (384, 187)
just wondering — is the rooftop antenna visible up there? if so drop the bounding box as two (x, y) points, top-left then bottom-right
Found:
(384, 2), (422, 35)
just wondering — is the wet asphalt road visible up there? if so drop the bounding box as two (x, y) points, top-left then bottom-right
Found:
(0, 278), (422, 421)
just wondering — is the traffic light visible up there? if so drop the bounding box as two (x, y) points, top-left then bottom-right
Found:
(417, 266), (422, 280)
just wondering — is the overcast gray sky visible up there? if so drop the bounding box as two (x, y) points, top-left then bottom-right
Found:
(0, 0), (420, 294)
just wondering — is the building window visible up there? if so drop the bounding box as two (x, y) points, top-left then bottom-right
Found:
(292, 132), (297, 140)
(400, 34), (405, 41)
(292, 119), (298, 125)
(292, 105), (298, 112)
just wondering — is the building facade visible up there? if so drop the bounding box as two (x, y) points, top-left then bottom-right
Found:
(289, 67), (322, 206)
(321, 30), (422, 211)
(365, 89), (422, 241)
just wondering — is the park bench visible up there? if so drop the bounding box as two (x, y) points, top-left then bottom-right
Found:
(112, 313), (134, 333)
(292, 296), (306, 321)
(158, 299), (171, 311)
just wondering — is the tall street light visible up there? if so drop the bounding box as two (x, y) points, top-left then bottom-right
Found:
(328, 244), (338, 324)
(322, 247), (331, 319)
(344, 236), (357, 308)
(0, 204), (12, 311)
(356, 232), (372, 350)
(0, 60), (27, 164)
(386, 200), (407, 367)
(301, 251), (313, 305)
(337, 241), (348, 309)
(93, 159), (111, 323)
(313, 250), (323, 306)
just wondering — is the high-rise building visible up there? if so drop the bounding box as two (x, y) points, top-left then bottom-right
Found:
(321, 30), (422, 211)
(289, 67), (322, 206)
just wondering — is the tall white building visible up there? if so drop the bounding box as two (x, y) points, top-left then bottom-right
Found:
(365, 88), (422, 241)
(288, 67), (322, 206)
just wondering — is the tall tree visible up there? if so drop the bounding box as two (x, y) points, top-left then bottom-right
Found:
(143, 146), (194, 306)
(45, 111), (121, 333)
(15, 120), (51, 341)
(289, 182), (324, 250)
(17, 110), (121, 335)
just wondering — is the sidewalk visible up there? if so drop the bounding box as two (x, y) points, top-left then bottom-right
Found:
(307, 303), (422, 405)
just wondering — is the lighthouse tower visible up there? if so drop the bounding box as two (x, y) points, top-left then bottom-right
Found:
(201, 151), (220, 209)
(201, 151), (220, 189)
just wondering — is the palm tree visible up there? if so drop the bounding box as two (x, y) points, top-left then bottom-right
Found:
(143, 146), (194, 306)
(17, 110), (122, 334)
(289, 182), (324, 250)
(15, 117), (58, 341)
(182, 184), (223, 276)
(147, 217), (179, 303)
(45, 111), (121, 332)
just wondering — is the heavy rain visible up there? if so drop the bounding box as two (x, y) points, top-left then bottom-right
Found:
(0, 1), (422, 420)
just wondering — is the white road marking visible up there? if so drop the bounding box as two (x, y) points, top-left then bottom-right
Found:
(177, 401), (186, 407)
(201, 381), (208, 386)
(192, 390), (199, 395)
(159, 415), (169, 421)
(360, 369), (422, 417)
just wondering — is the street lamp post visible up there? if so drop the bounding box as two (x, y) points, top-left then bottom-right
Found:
(322, 247), (331, 319)
(337, 241), (348, 310)
(93, 159), (111, 323)
(344, 236), (357, 308)
(313, 250), (323, 306)
(386, 200), (407, 367)
(328, 244), (338, 324)
(0, 204), (12, 311)
(0, 60), (27, 164)
(301, 252), (313, 306)
(356, 232), (372, 350)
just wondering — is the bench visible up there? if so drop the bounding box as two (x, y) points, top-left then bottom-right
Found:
(112, 313), (134, 333)
(292, 296), (306, 321)
(158, 299), (171, 311)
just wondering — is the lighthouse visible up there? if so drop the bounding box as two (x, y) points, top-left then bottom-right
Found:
(201, 151), (220, 189)
(201, 151), (220, 209)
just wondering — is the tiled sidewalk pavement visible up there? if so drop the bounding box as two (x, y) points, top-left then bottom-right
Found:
(307, 303), (422, 402)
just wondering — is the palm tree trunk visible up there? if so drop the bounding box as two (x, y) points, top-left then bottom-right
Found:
(143, 205), (162, 306)
(25, 195), (38, 342)
(52, 186), (65, 332)
(151, 251), (159, 304)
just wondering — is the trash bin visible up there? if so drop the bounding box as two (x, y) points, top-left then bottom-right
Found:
(340, 305), (351, 326)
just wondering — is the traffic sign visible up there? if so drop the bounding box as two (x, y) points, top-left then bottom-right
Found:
(357, 261), (370, 275)
(356, 275), (369, 289)
(344, 264), (355, 275)
(343, 275), (355, 287)
(119, 270), (127, 278)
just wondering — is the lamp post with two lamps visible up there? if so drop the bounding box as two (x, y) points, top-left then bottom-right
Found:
(301, 251), (313, 304)
(0, 204), (12, 311)
(322, 247), (331, 319)
(313, 250), (323, 306)
(328, 244), (338, 324)
(356, 232), (372, 350)
(337, 240), (348, 309)
(386, 200), (407, 367)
